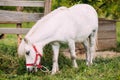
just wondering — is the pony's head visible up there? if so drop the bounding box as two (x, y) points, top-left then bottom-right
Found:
(18, 38), (43, 72)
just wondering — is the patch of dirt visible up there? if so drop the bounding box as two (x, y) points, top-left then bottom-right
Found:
(95, 51), (120, 58)
(62, 50), (120, 59)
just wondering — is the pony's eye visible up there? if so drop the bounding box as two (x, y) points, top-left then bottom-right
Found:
(26, 51), (30, 55)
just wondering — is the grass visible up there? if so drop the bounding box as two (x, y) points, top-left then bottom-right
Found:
(0, 54), (120, 80)
(0, 22), (35, 28)
(0, 22), (120, 80)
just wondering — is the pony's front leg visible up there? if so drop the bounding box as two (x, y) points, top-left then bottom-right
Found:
(51, 42), (60, 75)
(68, 40), (78, 68)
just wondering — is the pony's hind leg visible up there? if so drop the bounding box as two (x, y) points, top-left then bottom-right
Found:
(89, 29), (97, 65)
(82, 39), (90, 66)
(51, 42), (60, 75)
(68, 40), (78, 68)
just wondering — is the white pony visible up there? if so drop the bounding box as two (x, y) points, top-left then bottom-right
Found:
(18, 4), (98, 74)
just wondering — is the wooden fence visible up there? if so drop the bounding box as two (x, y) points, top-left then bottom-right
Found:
(98, 18), (117, 50)
(0, 0), (52, 45)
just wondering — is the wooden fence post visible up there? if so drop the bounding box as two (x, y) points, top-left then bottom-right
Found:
(44, 0), (52, 15)
(16, 6), (23, 46)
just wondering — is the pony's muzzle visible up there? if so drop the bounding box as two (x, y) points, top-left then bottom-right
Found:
(27, 67), (37, 73)
(27, 68), (31, 73)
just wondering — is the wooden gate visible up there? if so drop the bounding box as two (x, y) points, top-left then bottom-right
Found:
(0, 0), (52, 45)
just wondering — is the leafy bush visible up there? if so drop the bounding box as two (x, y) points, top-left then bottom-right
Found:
(52, 0), (120, 20)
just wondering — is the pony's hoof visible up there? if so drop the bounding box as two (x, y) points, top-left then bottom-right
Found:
(51, 72), (56, 75)
(86, 62), (93, 66)
(51, 70), (60, 75)
(51, 70), (57, 75)
(73, 66), (78, 68)
(73, 63), (78, 68)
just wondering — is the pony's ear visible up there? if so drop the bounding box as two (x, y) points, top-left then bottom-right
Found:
(18, 40), (25, 57)
(24, 38), (29, 44)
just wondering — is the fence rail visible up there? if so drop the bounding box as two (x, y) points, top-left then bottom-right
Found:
(0, 1), (44, 7)
(0, 28), (29, 34)
(0, 10), (44, 23)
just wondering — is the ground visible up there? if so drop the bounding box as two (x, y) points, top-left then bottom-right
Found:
(63, 50), (120, 59)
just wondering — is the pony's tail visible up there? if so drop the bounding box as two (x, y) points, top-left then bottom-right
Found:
(95, 27), (98, 51)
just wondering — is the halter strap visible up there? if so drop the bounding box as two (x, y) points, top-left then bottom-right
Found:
(26, 45), (42, 69)
(26, 64), (42, 68)
(32, 45), (42, 57)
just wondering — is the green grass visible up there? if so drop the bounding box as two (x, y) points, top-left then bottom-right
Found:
(0, 53), (120, 80)
(0, 22), (35, 28)
(0, 22), (120, 80)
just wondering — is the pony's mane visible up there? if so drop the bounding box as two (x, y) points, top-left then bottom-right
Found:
(26, 7), (68, 38)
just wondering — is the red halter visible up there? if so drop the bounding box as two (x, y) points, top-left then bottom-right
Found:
(26, 45), (42, 68)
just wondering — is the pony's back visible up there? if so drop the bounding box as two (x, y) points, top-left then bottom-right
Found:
(69, 4), (98, 29)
